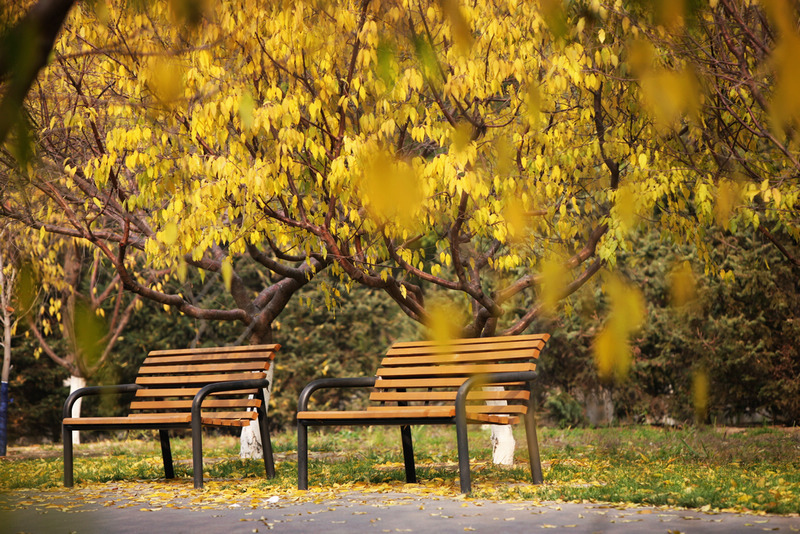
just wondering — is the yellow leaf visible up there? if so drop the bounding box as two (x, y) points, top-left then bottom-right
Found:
(160, 222), (179, 246)
(221, 259), (233, 292)
(238, 92), (256, 129)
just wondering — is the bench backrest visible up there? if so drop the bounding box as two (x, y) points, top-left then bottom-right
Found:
(369, 334), (548, 424)
(128, 344), (280, 425)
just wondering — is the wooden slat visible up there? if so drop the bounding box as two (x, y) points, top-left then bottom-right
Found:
(127, 411), (257, 421)
(298, 407), (456, 420)
(64, 414), (192, 426)
(459, 405), (527, 415)
(469, 413), (520, 425)
(368, 390), (529, 403)
(143, 352), (276, 366)
(366, 405), (526, 415)
(372, 378), (525, 390)
(193, 411), (257, 420)
(376, 362), (535, 378)
(135, 371), (267, 385)
(201, 417), (252, 427)
(130, 399), (261, 411)
(147, 344), (280, 358)
(380, 347), (539, 366)
(137, 361), (270, 375)
(373, 377), (467, 388)
(134, 388), (260, 398)
(387, 334), (548, 352)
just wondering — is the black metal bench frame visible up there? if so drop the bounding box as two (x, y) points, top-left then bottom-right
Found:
(297, 371), (543, 494)
(62, 379), (275, 489)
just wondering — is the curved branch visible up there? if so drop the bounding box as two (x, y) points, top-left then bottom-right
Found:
(503, 258), (603, 336)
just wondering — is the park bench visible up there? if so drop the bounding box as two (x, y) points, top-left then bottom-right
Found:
(62, 344), (279, 489)
(296, 334), (549, 493)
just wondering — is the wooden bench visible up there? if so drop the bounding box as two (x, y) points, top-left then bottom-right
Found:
(296, 334), (549, 493)
(62, 344), (279, 489)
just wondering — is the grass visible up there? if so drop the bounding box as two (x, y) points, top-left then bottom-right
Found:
(1, 424), (799, 515)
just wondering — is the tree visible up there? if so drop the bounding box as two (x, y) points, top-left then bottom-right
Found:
(24, 241), (142, 444)
(1, 0), (335, 456)
(0, 228), (17, 456)
(0, 0), (673, 463)
(0, 225), (41, 455)
(610, 0), (800, 271)
(4, 0), (798, 462)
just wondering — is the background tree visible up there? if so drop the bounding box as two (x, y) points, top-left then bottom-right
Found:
(612, 0), (800, 270)
(0, 227), (18, 456)
(24, 240), (142, 444)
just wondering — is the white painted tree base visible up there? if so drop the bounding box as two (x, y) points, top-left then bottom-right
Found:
(63, 375), (86, 445)
(484, 385), (515, 465)
(239, 419), (263, 458)
(490, 424), (515, 465)
(239, 367), (274, 459)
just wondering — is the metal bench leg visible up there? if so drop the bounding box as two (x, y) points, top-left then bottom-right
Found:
(257, 407), (275, 478)
(456, 408), (472, 494)
(400, 425), (416, 483)
(192, 418), (204, 489)
(63, 425), (74, 487)
(159, 430), (175, 479)
(524, 389), (543, 484)
(297, 421), (309, 490)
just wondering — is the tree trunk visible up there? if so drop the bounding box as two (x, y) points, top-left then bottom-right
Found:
(490, 424), (516, 465)
(0, 331), (9, 456)
(239, 364), (273, 458)
(0, 248), (13, 457)
(484, 385), (515, 465)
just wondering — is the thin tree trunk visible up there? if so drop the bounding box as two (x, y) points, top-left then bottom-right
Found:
(485, 385), (515, 465)
(239, 365), (273, 458)
(0, 242), (13, 456)
(0, 315), (10, 456)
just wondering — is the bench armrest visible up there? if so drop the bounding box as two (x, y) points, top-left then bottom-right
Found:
(455, 371), (538, 421)
(191, 378), (272, 417)
(298, 376), (377, 411)
(63, 384), (142, 419)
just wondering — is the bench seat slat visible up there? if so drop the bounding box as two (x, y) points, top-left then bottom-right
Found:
(130, 399), (261, 410)
(371, 378), (523, 389)
(298, 408), (523, 422)
(146, 344), (279, 357)
(366, 404), (527, 415)
(133, 388), (260, 398)
(376, 362), (535, 378)
(65, 414), (192, 425)
(135, 372), (267, 385)
(143, 353), (276, 366)
(137, 361), (271, 374)
(369, 390), (529, 403)
(380, 348), (538, 366)
(388, 334), (547, 351)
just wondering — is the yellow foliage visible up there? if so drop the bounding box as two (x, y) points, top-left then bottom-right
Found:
(539, 258), (568, 316)
(669, 260), (697, 308)
(593, 275), (645, 382)
(692, 367), (709, 422)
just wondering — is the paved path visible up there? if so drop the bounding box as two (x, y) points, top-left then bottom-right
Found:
(2, 487), (799, 534)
